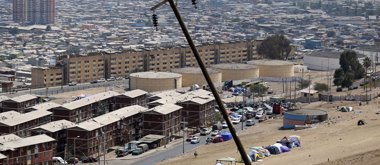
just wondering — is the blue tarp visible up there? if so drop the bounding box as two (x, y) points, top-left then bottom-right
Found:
(220, 131), (233, 141)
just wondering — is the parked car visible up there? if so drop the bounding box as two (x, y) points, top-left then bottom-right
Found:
(115, 147), (129, 157)
(90, 80), (98, 84)
(246, 119), (255, 126)
(107, 77), (115, 81)
(81, 156), (97, 163)
(231, 117), (240, 124)
(190, 137), (200, 144)
(98, 78), (106, 83)
(52, 157), (67, 165)
(138, 144), (149, 152)
(186, 135), (196, 142)
(255, 110), (265, 119)
(68, 82), (77, 86)
(221, 121), (228, 129)
(132, 148), (144, 155)
(211, 130), (220, 136)
(66, 157), (78, 164)
(200, 127), (211, 136)
(213, 135), (224, 143)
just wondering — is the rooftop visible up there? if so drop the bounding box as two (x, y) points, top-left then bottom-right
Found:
(130, 72), (182, 79)
(147, 104), (182, 115)
(60, 91), (120, 110)
(7, 94), (37, 103)
(32, 120), (75, 133)
(71, 105), (147, 131)
(0, 134), (55, 151)
(122, 89), (147, 98)
(171, 67), (220, 74)
(211, 63), (258, 70)
(247, 60), (294, 66)
(0, 134), (21, 144)
(28, 102), (61, 111)
(0, 110), (52, 126)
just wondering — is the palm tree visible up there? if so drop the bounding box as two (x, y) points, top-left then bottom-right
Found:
(363, 57), (372, 100)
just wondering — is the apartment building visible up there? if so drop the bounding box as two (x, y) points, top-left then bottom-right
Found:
(1, 94), (39, 113)
(0, 110), (52, 137)
(50, 91), (119, 123)
(0, 134), (55, 165)
(25, 101), (61, 113)
(67, 54), (105, 84)
(13, 0), (56, 25)
(148, 89), (216, 128)
(66, 105), (147, 157)
(31, 120), (75, 158)
(142, 104), (182, 144)
(31, 67), (63, 88)
(32, 40), (258, 88)
(114, 89), (148, 109)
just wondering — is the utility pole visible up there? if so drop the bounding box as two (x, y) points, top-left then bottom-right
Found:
(151, 1), (251, 164)
(182, 117), (186, 154)
(308, 74), (311, 104)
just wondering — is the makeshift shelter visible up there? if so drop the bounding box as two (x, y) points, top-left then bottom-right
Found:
(340, 106), (353, 112)
(280, 145), (290, 152)
(289, 135), (301, 147)
(220, 131), (233, 141)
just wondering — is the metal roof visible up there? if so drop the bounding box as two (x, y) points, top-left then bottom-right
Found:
(0, 95), (9, 102)
(71, 105), (147, 131)
(7, 94), (37, 103)
(0, 135), (55, 151)
(0, 134), (21, 144)
(32, 120), (75, 133)
(0, 110), (52, 126)
(149, 89), (214, 105)
(0, 111), (21, 121)
(147, 104), (182, 115)
(0, 153), (6, 160)
(123, 89), (147, 98)
(29, 102), (61, 111)
(61, 91), (120, 110)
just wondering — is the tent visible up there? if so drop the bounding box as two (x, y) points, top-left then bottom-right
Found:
(220, 131), (233, 141)
(340, 106), (353, 112)
(289, 135), (301, 147)
(280, 145), (290, 152)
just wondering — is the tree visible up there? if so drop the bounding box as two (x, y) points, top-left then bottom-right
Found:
(333, 68), (344, 86)
(326, 31), (336, 37)
(46, 25), (52, 31)
(9, 27), (19, 35)
(333, 50), (365, 88)
(314, 83), (329, 92)
(257, 35), (291, 60)
(298, 79), (311, 89)
(249, 83), (269, 96)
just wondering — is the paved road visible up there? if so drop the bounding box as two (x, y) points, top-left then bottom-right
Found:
(3, 79), (129, 97)
(101, 122), (251, 165)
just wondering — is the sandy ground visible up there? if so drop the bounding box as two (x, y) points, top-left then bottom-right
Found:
(157, 100), (380, 165)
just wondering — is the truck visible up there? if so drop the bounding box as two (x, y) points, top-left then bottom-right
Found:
(138, 144), (149, 152)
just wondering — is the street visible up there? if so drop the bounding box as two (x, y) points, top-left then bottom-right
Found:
(96, 121), (253, 165)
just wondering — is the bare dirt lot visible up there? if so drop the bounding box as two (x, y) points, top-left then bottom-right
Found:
(158, 100), (380, 165)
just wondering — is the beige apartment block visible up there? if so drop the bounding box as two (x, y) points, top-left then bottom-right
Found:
(32, 40), (259, 88)
(31, 67), (63, 88)
(67, 55), (105, 83)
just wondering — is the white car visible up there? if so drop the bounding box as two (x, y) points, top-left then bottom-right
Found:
(255, 110), (265, 119)
(98, 78), (106, 83)
(211, 130), (220, 136)
(231, 118), (240, 124)
(190, 137), (200, 144)
(221, 121), (228, 128)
